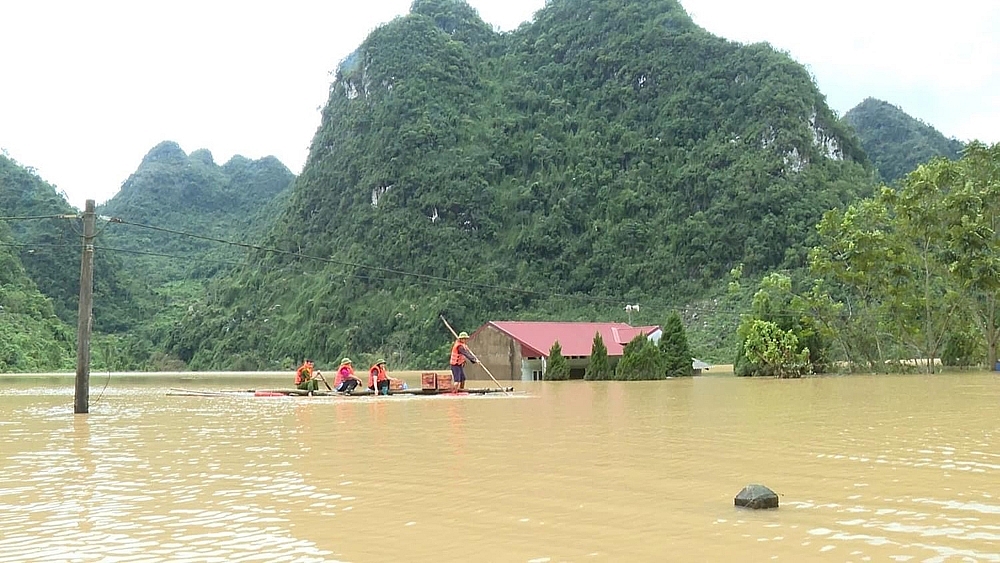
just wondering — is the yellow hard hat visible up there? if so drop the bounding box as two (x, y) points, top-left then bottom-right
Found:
(341, 357), (352, 364)
(458, 331), (469, 339)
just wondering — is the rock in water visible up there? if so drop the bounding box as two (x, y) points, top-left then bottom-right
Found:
(734, 484), (779, 509)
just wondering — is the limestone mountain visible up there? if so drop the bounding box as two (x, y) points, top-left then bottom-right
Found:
(0, 154), (143, 333)
(843, 97), (964, 184)
(98, 141), (295, 284)
(167, 0), (876, 369)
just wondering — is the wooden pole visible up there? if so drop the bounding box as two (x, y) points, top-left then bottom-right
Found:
(440, 315), (509, 395)
(74, 200), (96, 414)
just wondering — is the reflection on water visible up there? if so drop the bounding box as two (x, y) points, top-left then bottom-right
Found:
(1, 373), (1000, 561)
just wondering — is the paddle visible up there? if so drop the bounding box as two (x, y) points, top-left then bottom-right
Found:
(315, 370), (333, 391)
(440, 315), (510, 396)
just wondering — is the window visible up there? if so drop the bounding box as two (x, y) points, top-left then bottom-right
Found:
(532, 370), (543, 381)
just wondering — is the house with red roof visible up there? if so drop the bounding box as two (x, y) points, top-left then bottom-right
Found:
(464, 321), (663, 381)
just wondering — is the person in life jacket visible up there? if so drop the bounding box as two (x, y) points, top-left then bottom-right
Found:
(295, 359), (318, 395)
(334, 358), (362, 394)
(369, 359), (390, 395)
(449, 331), (478, 391)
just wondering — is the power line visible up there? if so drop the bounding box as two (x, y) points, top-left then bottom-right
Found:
(0, 214), (78, 221)
(108, 216), (627, 305)
(94, 245), (246, 266)
(0, 242), (80, 250)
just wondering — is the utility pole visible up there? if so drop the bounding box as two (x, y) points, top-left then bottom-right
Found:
(625, 304), (639, 325)
(75, 200), (96, 414)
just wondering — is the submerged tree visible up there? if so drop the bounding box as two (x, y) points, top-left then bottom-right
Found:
(660, 311), (693, 377)
(615, 333), (664, 380)
(585, 331), (611, 380)
(811, 143), (1000, 371)
(733, 271), (826, 376)
(931, 142), (1000, 368)
(546, 340), (570, 380)
(739, 319), (810, 378)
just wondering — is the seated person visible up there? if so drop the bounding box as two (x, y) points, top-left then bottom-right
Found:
(295, 359), (319, 394)
(334, 357), (362, 393)
(369, 359), (390, 395)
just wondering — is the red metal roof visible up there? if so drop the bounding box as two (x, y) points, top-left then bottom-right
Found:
(476, 321), (661, 358)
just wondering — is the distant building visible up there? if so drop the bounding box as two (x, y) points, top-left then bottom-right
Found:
(464, 321), (662, 381)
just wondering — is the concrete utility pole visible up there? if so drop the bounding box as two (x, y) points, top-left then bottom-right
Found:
(625, 304), (639, 325)
(74, 200), (96, 415)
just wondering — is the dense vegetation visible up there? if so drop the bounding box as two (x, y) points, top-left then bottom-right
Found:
(843, 98), (964, 185)
(732, 143), (1000, 375)
(0, 144), (294, 372)
(0, 224), (74, 371)
(0, 154), (144, 334)
(593, 315), (695, 380)
(166, 0), (876, 370)
(98, 142), (295, 284)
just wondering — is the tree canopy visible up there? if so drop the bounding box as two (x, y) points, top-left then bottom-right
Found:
(811, 143), (1000, 372)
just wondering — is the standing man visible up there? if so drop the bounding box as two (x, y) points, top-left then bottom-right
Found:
(295, 359), (319, 395)
(449, 331), (478, 391)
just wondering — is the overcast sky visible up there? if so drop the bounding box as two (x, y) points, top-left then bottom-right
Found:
(2, 0), (997, 209)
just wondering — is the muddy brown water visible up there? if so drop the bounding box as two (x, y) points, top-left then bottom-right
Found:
(1, 372), (998, 562)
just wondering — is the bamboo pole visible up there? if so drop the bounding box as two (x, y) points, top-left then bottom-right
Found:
(440, 315), (510, 395)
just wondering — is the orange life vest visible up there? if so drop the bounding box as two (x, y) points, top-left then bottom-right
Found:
(450, 340), (468, 366)
(335, 363), (355, 386)
(369, 363), (388, 388)
(295, 363), (313, 385)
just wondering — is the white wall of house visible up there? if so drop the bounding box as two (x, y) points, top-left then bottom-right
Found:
(522, 358), (544, 381)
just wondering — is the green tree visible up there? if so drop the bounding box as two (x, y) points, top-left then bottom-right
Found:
(733, 272), (826, 376)
(932, 142), (1000, 368)
(813, 157), (976, 373)
(584, 331), (611, 380)
(812, 201), (900, 371)
(660, 311), (693, 377)
(615, 333), (663, 380)
(545, 340), (570, 380)
(739, 319), (810, 378)
(941, 322), (980, 368)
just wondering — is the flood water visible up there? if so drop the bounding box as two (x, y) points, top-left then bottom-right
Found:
(1, 372), (999, 562)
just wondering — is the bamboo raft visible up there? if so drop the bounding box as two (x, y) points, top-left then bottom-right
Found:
(167, 386), (516, 398)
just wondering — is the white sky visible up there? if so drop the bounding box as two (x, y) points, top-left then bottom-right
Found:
(1, 0), (997, 209)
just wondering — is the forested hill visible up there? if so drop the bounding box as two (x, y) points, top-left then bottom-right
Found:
(843, 97), (964, 184)
(98, 142), (295, 284)
(0, 225), (74, 371)
(0, 154), (143, 333)
(168, 0), (876, 370)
